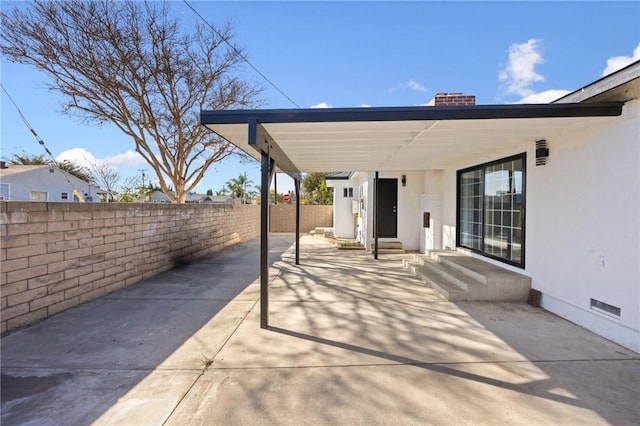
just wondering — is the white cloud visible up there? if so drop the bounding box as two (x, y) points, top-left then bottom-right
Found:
(360, 104), (371, 108)
(56, 147), (145, 169)
(498, 39), (545, 97)
(403, 79), (428, 92)
(601, 43), (640, 77)
(104, 149), (145, 168)
(515, 89), (571, 104)
(310, 102), (333, 108)
(56, 147), (99, 168)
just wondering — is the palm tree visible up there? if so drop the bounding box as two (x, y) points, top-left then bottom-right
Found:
(225, 174), (255, 203)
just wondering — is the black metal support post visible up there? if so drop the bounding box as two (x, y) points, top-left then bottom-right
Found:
(273, 173), (277, 204)
(295, 178), (300, 265)
(374, 171), (379, 260)
(260, 151), (275, 329)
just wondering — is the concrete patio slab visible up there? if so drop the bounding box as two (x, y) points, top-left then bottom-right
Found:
(2, 234), (638, 425)
(167, 359), (640, 426)
(2, 368), (201, 426)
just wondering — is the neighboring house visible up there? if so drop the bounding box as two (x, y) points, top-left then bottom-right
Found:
(139, 190), (234, 204)
(187, 194), (234, 204)
(139, 190), (172, 203)
(201, 61), (640, 352)
(0, 163), (105, 202)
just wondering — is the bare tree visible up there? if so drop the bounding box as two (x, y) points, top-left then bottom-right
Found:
(86, 160), (120, 202)
(1, 0), (260, 203)
(117, 175), (144, 203)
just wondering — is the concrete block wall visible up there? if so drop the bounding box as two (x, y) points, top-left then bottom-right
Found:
(0, 202), (260, 334)
(269, 204), (333, 233)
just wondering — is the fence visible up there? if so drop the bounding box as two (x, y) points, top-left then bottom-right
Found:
(0, 202), (260, 334)
(269, 204), (333, 232)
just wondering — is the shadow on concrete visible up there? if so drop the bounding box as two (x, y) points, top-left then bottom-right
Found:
(207, 237), (639, 425)
(0, 234), (295, 426)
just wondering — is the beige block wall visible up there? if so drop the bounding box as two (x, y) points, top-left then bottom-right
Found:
(270, 204), (333, 233)
(0, 202), (260, 334)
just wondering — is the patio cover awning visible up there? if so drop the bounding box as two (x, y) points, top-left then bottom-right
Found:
(201, 103), (623, 178)
(200, 102), (623, 329)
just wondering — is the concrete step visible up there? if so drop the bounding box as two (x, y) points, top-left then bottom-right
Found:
(369, 241), (404, 254)
(403, 257), (484, 301)
(311, 227), (334, 238)
(405, 251), (531, 302)
(403, 259), (465, 301)
(428, 250), (487, 284)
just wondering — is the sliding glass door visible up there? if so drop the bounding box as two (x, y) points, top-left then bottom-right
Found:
(457, 153), (526, 267)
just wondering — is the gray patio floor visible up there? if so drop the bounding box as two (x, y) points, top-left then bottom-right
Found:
(1, 234), (638, 425)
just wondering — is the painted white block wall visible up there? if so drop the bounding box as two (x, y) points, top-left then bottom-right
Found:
(363, 171), (424, 251)
(420, 171), (444, 252)
(438, 101), (640, 352)
(331, 181), (357, 238)
(526, 100), (640, 352)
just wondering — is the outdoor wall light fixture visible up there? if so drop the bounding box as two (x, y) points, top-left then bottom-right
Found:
(402, 175), (407, 186)
(535, 139), (549, 166)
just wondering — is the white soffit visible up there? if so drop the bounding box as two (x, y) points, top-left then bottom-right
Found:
(205, 115), (617, 172)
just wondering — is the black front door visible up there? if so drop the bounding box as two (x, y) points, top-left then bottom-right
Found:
(377, 178), (397, 238)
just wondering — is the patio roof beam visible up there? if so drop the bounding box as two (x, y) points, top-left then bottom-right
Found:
(248, 118), (302, 181)
(202, 102), (623, 126)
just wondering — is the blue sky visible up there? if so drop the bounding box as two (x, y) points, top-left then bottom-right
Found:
(1, 0), (639, 195)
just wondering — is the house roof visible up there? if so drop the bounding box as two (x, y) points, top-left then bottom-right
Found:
(554, 60), (640, 104)
(0, 164), (106, 194)
(0, 164), (51, 177)
(200, 64), (637, 178)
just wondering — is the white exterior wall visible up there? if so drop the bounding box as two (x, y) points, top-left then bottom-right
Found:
(527, 100), (639, 352)
(358, 171), (424, 251)
(439, 100), (640, 352)
(420, 171), (444, 252)
(1, 167), (102, 202)
(348, 173), (369, 245)
(331, 180), (357, 238)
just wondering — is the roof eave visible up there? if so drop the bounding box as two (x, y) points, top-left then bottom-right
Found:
(201, 102), (623, 126)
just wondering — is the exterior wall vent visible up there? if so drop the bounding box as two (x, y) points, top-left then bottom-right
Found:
(590, 298), (621, 318)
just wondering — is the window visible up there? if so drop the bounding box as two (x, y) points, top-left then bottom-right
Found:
(30, 191), (48, 202)
(457, 153), (526, 267)
(61, 192), (68, 200)
(458, 168), (483, 251)
(343, 187), (353, 198)
(0, 183), (9, 200)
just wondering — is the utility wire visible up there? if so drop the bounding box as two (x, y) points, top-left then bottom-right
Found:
(1, 82), (88, 196)
(1, 83), (55, 158)
(182, 0), (301, 109)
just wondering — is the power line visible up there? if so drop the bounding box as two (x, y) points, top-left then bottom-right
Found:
(182, 0), (301, 109)
(1, 82), (89, 198)
(1, 83), (55, 158)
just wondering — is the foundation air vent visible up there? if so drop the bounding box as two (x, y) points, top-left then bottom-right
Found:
(590, 298), (621, 318)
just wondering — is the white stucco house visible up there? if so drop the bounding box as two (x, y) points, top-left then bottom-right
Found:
(201, 60), (639, 351)
(0, 163), (104, 202)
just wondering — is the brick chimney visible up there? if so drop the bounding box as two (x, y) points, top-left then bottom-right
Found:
(427, 93), (476, 106)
